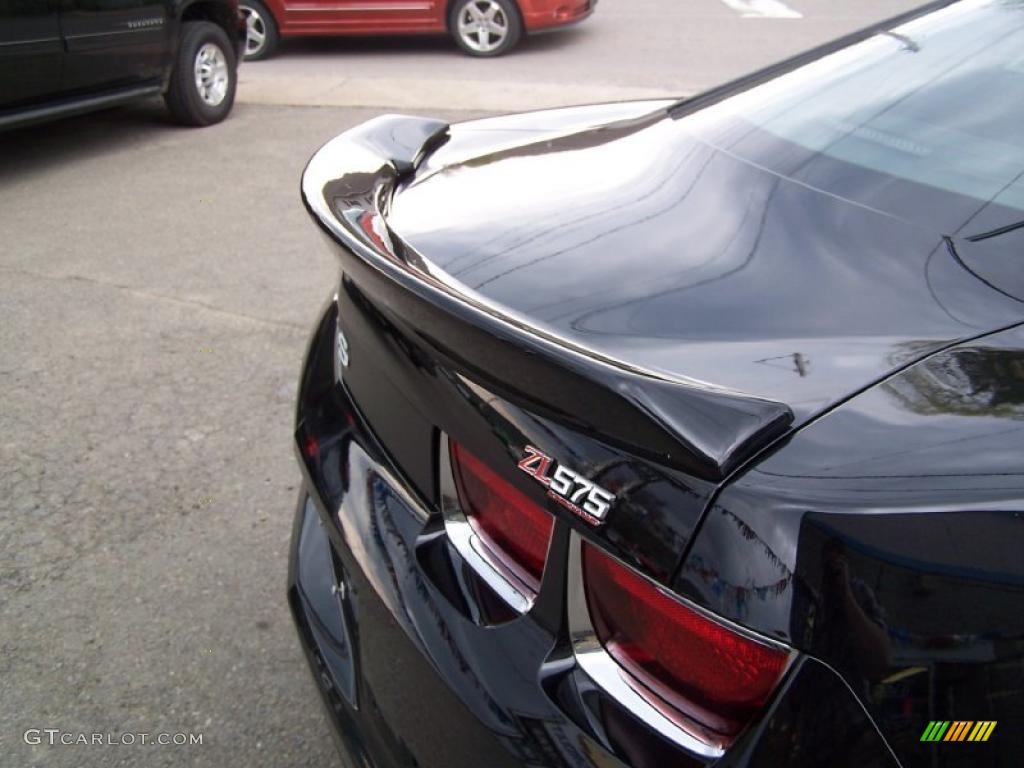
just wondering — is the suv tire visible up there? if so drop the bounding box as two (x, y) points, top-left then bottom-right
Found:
(164, 21), (238, 127)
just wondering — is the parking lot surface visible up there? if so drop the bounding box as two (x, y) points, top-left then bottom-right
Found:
(0, 102), (484, 767)
(240, 0), (922, 111)
(1, 1), (927, 765)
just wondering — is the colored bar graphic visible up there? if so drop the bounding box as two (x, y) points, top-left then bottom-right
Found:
(921, 720), (996, 742)
(944, 721), (972, 741)
(971, 722), (997, 742)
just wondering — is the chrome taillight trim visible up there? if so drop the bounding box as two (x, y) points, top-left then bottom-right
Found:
(567, 532), (795, 759)
(438, 432), (537, 614)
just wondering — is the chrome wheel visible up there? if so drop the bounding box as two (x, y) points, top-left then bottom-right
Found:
(241, 5), (267, 57)
(194, 42), (229, 107)
(456, 0), (510, 54)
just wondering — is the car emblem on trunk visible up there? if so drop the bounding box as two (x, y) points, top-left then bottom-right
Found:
(517, 446), (615, 526)
(336, 325), (349, 369)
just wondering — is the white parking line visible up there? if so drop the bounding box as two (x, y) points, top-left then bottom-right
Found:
(719, 0), (803, 19)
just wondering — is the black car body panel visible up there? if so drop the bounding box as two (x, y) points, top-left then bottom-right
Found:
(678, 325), (1024, 767)
(290, 304), (900, 768)
(291, 2), (1024, 766)
(0, 1), (64, 106)
(303, 110), (796, 485)
(59, 0), (173, 93)
(388, 102), (1023, 431)
(0, 0), (245, 128)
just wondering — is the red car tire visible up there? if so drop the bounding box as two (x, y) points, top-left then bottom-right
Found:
(449, 0), (523, 57)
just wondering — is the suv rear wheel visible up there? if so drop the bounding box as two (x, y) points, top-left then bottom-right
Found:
(164, 21), (238, 126)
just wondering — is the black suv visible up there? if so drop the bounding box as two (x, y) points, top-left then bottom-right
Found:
(1, 1), (245, 129)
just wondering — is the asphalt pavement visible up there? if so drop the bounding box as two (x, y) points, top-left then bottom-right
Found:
(0, 101), (491, 768)
(239, 0), (922, 111)
(1, 1), (927, 765)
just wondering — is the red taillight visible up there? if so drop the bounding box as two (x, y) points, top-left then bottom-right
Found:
(583, 543), (788, 739)
(450, 442), (554, 590)
(303, 435), (320, 458)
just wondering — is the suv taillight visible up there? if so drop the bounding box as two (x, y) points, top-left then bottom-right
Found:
(582, 542), (788, 740)
(450, 442), (554, 591)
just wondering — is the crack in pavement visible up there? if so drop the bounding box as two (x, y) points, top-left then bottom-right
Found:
(0, 265), (308, 333)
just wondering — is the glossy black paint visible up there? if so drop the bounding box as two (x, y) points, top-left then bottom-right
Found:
(332, 267), (713, 584)
(59, 0), (173, 94)
(389, 109), (1023, 432)
(292, 2), (1024, 766)
(678, 326), (1024, 767)
(0, 1), (63, 107)
(293, 309), (611, 768)
(0, 0), (244, 126)
(716, 658), (898, 768)
(304, 112), (794, 485)
(290, 304), (890, 768)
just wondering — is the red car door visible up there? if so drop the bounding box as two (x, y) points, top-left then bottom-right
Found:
(279, 0), (444, 35)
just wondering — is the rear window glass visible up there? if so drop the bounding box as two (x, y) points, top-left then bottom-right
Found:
(688, 0), (1024, 224)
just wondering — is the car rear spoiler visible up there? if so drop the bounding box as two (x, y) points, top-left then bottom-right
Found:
(301, 114), (793, 481)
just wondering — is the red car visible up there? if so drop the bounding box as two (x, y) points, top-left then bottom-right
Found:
(239, 0), (595, 60)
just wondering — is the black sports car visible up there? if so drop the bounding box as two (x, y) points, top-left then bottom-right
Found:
(289, 1), (1024, 766)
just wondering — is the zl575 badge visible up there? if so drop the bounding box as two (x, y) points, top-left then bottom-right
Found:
(517, 446), (615, 526)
